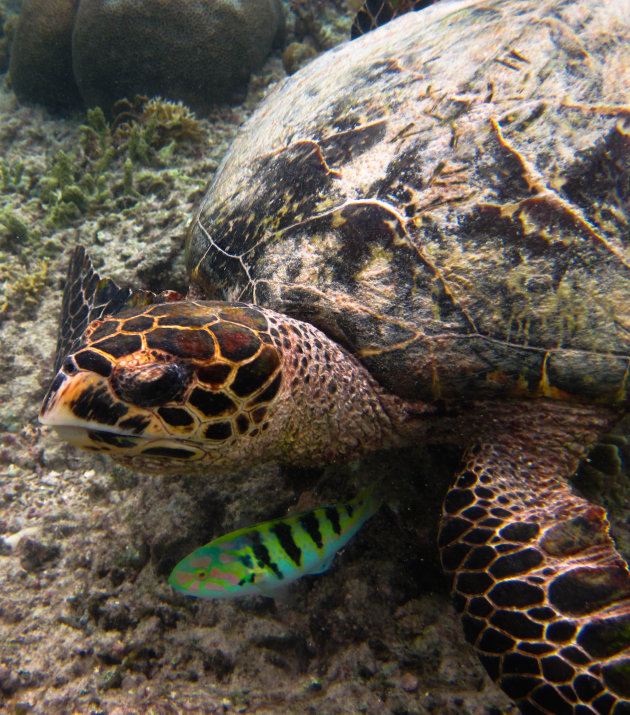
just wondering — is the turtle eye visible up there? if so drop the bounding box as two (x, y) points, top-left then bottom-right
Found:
(111, 362), (191, 408)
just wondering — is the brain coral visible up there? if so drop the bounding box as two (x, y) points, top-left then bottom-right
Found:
(9, 0), (285, 113)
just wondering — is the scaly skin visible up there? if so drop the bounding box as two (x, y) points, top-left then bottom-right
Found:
(439, 403), (630, 713)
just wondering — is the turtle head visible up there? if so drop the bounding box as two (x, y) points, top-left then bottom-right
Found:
(41, 297), (404, 472)
(40, 300), (291, 473)
(40, 248), (406, 472)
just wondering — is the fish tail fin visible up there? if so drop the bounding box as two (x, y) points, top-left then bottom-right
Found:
(361, 481), (382, 518)
(348, 481), (383, 526)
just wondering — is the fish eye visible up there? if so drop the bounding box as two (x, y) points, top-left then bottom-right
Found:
(196, 569), (207, 580)
(111, 361), (191, 407)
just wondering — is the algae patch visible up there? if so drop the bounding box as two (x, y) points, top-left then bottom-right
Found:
(0, 97), (209, 321)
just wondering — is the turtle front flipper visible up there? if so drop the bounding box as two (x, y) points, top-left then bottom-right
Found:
(439, 414), (630, 713)
(53, 246), (169, 373)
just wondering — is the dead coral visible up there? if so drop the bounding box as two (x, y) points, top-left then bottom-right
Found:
(289, 0), (351, 48)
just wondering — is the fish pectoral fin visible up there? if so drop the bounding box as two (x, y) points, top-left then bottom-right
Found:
(309, 552), (337, 576)
(256, 582), (292, 601)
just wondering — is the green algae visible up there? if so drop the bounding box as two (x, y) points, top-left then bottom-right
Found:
(0, 158), (25, 192)
(33, 98), (206, 229)
(0, 97), (208, 320)
(0, 209), (30, 244)
(0, 95), (206, 253)
(0, 257), (48, 319)
(114, 95), (207, 148)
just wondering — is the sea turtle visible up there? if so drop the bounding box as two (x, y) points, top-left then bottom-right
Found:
(39, 0), (630, 711)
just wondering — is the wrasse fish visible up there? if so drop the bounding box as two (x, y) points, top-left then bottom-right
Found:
(169, 486), (380, 599)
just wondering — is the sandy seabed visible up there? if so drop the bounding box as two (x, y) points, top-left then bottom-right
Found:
(0, 3), (627, 714)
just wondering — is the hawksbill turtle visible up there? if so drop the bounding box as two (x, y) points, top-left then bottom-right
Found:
(40, 0), (630, 711)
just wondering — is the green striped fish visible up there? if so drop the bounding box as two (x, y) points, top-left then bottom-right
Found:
(168, 486), (380, 599)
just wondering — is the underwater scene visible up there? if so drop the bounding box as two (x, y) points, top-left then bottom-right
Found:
(0, 0), (629, 713)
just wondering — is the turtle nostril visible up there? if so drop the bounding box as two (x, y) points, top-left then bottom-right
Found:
(62, 356), (78, 375)
(111, 361), (191, 408)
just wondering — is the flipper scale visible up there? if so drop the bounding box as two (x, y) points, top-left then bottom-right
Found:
(440, 436), (630, 711)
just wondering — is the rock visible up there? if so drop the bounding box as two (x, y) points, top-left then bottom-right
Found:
(15, 535), (60, 571)
(3, 525), (41, 549)
(96, 666), (123, 691)
(71, 0), (286, 113)
(99, 598), (136, 632)
(400, 672), (419, 692)
(0, 664), (20, 695)
(8, 0), (82, 110)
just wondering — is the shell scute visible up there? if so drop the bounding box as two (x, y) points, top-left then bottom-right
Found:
(144, 327), (215, 360)
(212, 322), (261, 362)
(218, 306), (269, 331)
(187, 1), (630, 407)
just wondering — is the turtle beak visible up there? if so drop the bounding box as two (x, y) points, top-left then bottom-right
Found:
(39, 371), (103, 449)
(40, 371), (94, 428)
(40, 371), (73, 425)
(40, 369), (131, 436)
(39, 366), (208, 469)
(40, 368), (153, 454)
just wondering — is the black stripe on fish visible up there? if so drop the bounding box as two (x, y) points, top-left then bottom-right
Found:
(238, 554), (254, 569)
(325, 507), (342, 536)
(300, 512), (323, 550)
(346, 502), (354, 518)
(238, 573), (257, 587)
(252, 541), (283, 580)
(271, 522), (302, 567)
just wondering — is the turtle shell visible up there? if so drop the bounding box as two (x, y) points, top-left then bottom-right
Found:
(187, 0), (630, 406)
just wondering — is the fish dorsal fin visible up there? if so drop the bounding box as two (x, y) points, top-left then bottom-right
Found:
(350, 0), (430, 39)
(53, 246), (159, 371)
